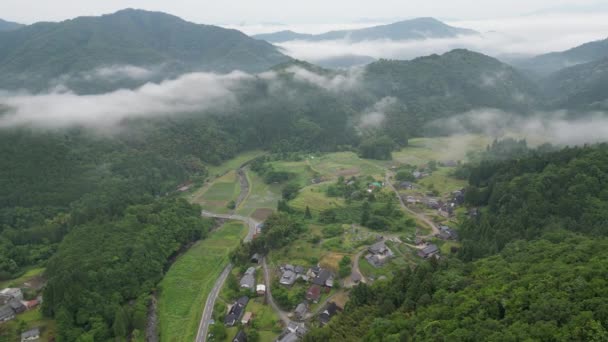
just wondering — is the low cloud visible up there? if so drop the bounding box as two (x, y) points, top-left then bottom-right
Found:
(425, 108), (608, 146)
(0, 71), (252, 130)
(84, 65), (158, 81)
(270, 12), (608, 64)
(285, 66), (363, 92)
(357, 97), (398, 132)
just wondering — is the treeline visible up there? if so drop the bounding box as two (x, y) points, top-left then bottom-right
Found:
(42, 198), (211, 341)
(460, 143), (608, 259)
(305, 233), (608, 341)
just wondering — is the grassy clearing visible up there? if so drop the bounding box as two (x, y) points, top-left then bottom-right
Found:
(207, 150), (265, 178)
(190, 171), (241, 214)
(0, 267), (44, 288)
(158, 221), (246, 342)
(308, 152), (385, 179)
(236, 171), (281, 217)
(289, 184), (344, 213)
(268, 160), (315, 187)
(417, 168), (468, 195)
(392, 135), (490, 166)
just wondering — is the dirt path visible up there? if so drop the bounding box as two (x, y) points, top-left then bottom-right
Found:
(234, 168), (249, 210)
(262, 258), (292, 325)
(145, 294), (159, 342)
(385, 171), (440, 237)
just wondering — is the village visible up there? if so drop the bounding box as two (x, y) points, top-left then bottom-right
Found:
(0, 287), (42, 342)
(203, 153), (469, 342)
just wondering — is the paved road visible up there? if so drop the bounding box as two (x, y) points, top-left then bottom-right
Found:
(195, 264), (233, 342)
(195, 167), (259, 342)
(385, 171), (440, 237)
(262, 257), (292, 325)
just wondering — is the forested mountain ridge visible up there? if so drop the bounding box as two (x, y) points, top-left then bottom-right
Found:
(541, 57), (608, 110)
(253, 17), (477, 43)
(0, 18), (24, 32)
(513, 37), (608, 76)
(362, 49), (542, 132)
(0, 9), (291, 92)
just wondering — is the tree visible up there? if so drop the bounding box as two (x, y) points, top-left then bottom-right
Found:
(360, 201), (371, 226)
(112, 307), (128, 339)
(304, 206), (312, 219)
(282, 182), (301, 201)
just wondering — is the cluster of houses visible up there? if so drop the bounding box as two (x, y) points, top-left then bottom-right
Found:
(279, 265), (333, 289)
(437, 225), (458, 240)
(0, 288), (39, 323)
(365, 239), (394, 268)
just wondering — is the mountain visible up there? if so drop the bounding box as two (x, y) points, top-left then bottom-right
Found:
(514, 37), (608, 77)
(253, 17), (477, 43)
(542, 57), (608, 110)
(0, 9), (291, 92)
(361, 49), (541, 131)
(0, 18), (24, 31)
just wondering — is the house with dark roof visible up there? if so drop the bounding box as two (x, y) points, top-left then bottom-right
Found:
(306, 285), (321, 303)
(294, 302), (307, 320)
(250, 253), (261, 264)
(21, 328), (40, 342)
(312, 269), (333, 288)
(232, 330), (247, 342)
(418, 244), (439, 259)
(0, 304), (15, 322)
(366, 240), (394, 267)
(438, 226), (458, 240)
(224, 296), (249, 326)
(319, 302), (340, 326)
(8, 298), (25, 314)
(399, 181), (414, 189)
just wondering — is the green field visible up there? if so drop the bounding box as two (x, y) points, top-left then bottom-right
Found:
(190, 171), (241, 214)
(289, 183), (344, 213)
(236, 170), (281, 217)
(417, 167), (468, 195)
(392, 135), (490, 166)
(307, 152), (385, 179)
(158, 221), (247, 342)
(268, 160), (315, 187)
(207, 150), (265, 178)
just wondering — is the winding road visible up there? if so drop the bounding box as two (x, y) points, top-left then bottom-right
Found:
(195, 168), (259, 342)
(385, 171), (440, 237)
(262, 258), (292, 325)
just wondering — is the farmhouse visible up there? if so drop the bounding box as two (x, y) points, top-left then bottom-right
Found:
(232, 330), (247, 342)
(1, 288), (23, 300)
(294, 302), (307, 320)
(240, 267), (256, 290)
(319, 302), (341, 326)
(0, 304), (15, 322)
(438, 226), (458, 240)
(312, 269), (334, 288)
(224, 296), (249, 326)
(8, 298), (26, 314)
(250, 253), (260, 263)
(279, 270), (297, 286)
(306, 285), (321, 303)
(365, 240), (394, 267)
(418, 244), (440, 259)
(21, 328), (40, 342)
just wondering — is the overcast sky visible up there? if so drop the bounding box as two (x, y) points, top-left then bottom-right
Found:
(1, 0), (607, 26)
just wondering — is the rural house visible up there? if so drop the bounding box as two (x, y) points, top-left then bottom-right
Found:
(0, 304), (15, 322)
(312, 269), (334, 288)
(232, 330), (247, 342)
(418, 244), (440, 259)
(319, 302), (341, 326)
(279, 269), (297, 286)
(240, 267), (256, 290)
(438, 226), (458, 240)
(365, 240), (394, 267)
(224, 296), (249, 326)
(21, 328), (40, 342)
(256, 284), (266, 295)
(294, 302), (307, 320)
(306, 285), (321, 303)
(0, 288), (23, 300)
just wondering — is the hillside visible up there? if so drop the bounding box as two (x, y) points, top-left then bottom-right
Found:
(361, 49), (542, 132)
(254, 17), (477, 43)
(0, 18), (24, 31)
(514, 37), (608, 76)
(0, 9), (290, 92)
(542, 57), (608, 110)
